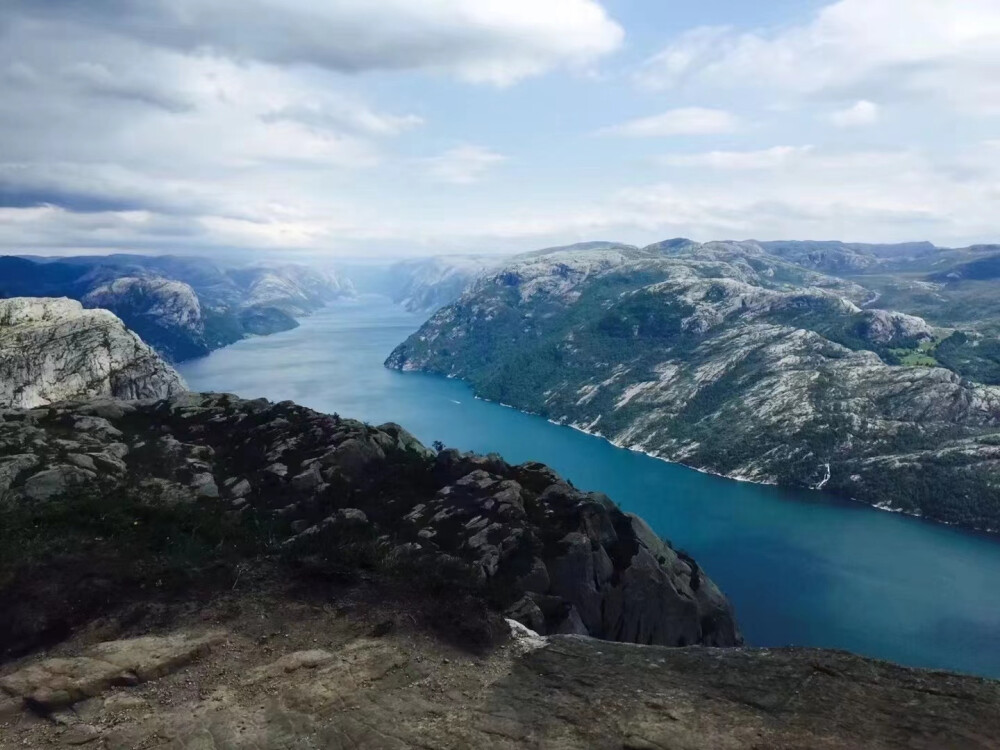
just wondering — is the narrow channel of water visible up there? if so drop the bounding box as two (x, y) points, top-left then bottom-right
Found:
(179, 295), (1000, 678)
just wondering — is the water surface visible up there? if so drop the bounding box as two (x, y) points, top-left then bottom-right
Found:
(180, 295), (1000, 678)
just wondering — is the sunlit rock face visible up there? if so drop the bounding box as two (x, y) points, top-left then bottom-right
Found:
(0, 297), (186, 409)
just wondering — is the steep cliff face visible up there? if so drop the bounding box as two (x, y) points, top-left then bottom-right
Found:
(0, 298), (186, 409)
(387, 242), (1000, 530)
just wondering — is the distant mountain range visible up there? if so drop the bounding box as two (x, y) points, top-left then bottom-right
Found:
(388, 239), (1000, 531)
(0, 254), (354, 361)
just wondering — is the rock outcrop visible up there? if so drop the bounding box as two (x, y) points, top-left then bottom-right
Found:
(387, 241), (1000, 531)
(0, 392), (739, 660)
(0, 298), (186, 409)
(0, 631), (224, 714)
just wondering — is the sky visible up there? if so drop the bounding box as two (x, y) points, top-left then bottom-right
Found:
(1, 0), (999, 257)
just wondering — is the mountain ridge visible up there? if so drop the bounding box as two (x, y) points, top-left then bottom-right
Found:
(387, 239), (1000, 531)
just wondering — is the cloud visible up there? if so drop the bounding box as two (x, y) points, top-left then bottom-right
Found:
(0, 25), (405, 219)
(262, 103), (423, 138)
(61, 61), (197, 113)
(637, 0), (1000, 113)
(364, 146), (1000, 249)
(658, 146), (815, 169)
(422, 146), (507, 184)
(0, 1), (625, 254)
(829, 100), (879, 127)
(601, 107), (739, 137)
(7, 0), (624, 86)
(1, 1), (996, 256)
(4, 144), (999, 254)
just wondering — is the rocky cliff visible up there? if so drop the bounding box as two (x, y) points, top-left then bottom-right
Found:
(0, 298), (185, 409)
(0, 392), (739, 660)
(1, 392), (998, 748)
(0, 255), (354, 362)
(387, 241), (1000, 531)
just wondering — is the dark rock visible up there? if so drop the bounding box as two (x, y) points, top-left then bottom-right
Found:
(0, 392), (741, 658)
(22, 466), (96, 501)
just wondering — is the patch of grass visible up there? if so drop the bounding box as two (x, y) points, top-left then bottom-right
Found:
(890, 348), (939, 367)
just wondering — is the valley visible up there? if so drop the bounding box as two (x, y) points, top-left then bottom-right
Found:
(180, 296), (1000, 679)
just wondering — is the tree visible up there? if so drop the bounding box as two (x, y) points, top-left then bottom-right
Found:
(432, 440), (445, 453)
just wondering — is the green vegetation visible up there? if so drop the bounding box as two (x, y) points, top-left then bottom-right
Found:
(889, 338), (941, 368)
(935, 331), (1000, 385)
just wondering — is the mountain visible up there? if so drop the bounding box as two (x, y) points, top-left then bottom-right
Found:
(387, 255), (505, 313)
(1, 392), (997, 748)
(387, 240), (1000, 531)
(0, 297), (185, 408)
(758, 240), (939, 273)
(762, 242), (1000, 386)
(0, 255), (354, 361)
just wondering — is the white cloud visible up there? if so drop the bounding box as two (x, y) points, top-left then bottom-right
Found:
(638, 0), (1000, 113)
(0, 1), (625, 254)
(359, 146), (1000, 249)
(829, 100), (880, 127)
(659, 146), (815, 170)
(636, 26), (733, 91)
(0, 1), (996, 256)
(8, 0), (624, 86)
(262, 103), (423, 138)
(5, 144), (1000, 253)
(602, 107), (739, 137)
(423, 146), (507, 184)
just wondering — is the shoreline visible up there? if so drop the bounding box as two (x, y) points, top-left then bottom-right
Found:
(458, 389), (1000, 536)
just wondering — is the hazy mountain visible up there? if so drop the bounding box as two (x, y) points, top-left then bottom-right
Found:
(386, 255), (507, 313)
(0, 255), (354, 361)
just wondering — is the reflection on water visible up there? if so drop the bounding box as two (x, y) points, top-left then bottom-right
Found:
(180, 295), (1000, 678)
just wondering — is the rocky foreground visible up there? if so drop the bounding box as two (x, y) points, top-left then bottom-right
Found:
(0, 298), (185, 409)
(1, 393), (999, 747)
(3, 593), (999, 749)
(0, 392), (739, 659)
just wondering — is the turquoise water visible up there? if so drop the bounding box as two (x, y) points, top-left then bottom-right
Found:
(179, 295), (1000, 678)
